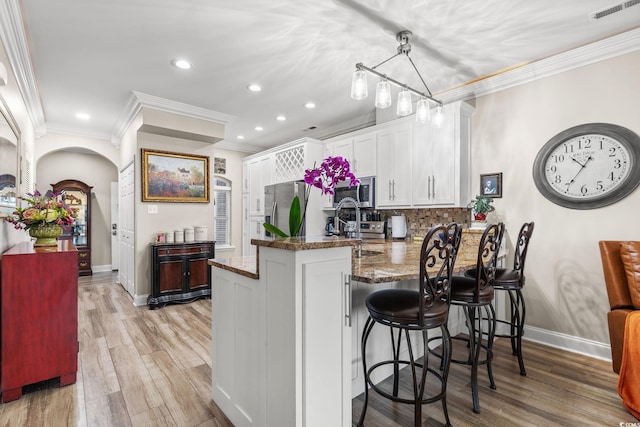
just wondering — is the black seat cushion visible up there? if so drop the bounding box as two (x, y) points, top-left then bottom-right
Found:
(450, 276), (494, 305)
(464, 268), (523, 289)
(366, 289), (449, 328)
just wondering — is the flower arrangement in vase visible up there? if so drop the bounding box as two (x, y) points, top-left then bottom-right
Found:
(4, 190), (78, 246)
(263, 156), (359, 238)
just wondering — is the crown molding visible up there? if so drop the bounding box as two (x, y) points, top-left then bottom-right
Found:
(111, 91), (235, 147)
(0, 0), (46, 136)
(438, 26), (640, 104)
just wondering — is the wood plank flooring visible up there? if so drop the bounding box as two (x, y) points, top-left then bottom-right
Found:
(0, 272), (634, 426)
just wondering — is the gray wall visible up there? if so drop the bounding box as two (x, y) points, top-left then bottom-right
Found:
(36, 150), (118, 271)
(471, 50), (640, 345)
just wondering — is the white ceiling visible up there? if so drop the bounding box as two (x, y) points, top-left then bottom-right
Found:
(13, 0), (640, 152)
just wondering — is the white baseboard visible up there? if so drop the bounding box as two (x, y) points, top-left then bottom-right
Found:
(92, 264), (112, 274)
(133, 294), (149, 307)
(523, 325), (612, 363)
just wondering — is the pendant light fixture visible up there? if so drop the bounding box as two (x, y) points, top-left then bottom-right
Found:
(375, 79), (392, 109)
(396, 90), (412, 116)
(350, 30), (443, 124)
(351, 70), (368, 100)
(415, 98), (431, 124)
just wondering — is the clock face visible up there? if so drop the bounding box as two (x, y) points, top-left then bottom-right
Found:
(533, 123), (640, 209)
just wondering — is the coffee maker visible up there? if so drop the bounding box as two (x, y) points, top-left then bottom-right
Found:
(325, 216), (335, 236)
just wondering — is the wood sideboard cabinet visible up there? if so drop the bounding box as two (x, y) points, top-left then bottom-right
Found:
(148, 241), (215, 309)
(0, 241), (79, 402)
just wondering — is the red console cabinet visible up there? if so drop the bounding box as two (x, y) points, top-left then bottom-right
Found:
(0, 240), (79, 402)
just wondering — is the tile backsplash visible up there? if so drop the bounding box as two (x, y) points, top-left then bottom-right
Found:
(381, 208), (472, 237)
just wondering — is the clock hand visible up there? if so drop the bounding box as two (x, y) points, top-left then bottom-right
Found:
(570, 157), (586, 168)
(565, 156), (594, 190)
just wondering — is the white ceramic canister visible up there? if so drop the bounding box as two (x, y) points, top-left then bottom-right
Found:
(194, 226), (208, 241)
(165, 232), (174, 243)
(174, 229), (184, 243)
(184, 227), (195, 243)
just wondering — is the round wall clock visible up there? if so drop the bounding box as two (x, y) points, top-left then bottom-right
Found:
(532, 123), (640, 209)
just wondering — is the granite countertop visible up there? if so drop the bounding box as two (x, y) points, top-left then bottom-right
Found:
(209, 229), (487, 284)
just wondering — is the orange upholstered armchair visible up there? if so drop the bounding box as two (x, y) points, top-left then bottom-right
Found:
(599, 241), (640, 373)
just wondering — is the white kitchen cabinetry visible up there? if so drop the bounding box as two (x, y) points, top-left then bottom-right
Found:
(247, 154), (272, 216)
(376, 122), (413, 207)
(326, 133), (377, 178)
(413, 101), (474, 206)
(353, 132), (377, 177)
(272, 139), (324, 184)
(211, 245), (352, 426)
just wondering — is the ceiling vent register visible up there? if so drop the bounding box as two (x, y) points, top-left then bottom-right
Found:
(590, 0), (640, 20)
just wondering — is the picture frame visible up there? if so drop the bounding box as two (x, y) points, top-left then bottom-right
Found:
(480, 172), (502, 198)
(141, 149), (210, 203)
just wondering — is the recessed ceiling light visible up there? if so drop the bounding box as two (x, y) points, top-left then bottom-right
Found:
(75, 112), (90, 120)
(237, 135), (245, 140)
(247, 84), (262, 92)
(255, 126), (263, 131)
(304, 102), (316, 109)
(171, 59), (192, 70)
(276, 115), (286, 121)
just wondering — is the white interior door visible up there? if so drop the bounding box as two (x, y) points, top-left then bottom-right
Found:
(119, 160), (135, 298)
(110, 181), (119, 270)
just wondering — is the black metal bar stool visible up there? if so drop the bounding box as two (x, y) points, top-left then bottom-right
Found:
(357, 224), (458, 427)
(449, 222), (504, 414)
(466, 221), (534, 376)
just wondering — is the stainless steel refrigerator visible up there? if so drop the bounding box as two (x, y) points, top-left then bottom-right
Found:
(264, 180), (307, 237)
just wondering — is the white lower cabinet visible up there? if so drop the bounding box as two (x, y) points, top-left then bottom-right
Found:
(211, 245), (352, 427)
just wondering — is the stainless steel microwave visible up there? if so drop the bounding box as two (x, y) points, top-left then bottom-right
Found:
(333, 176), (375, 208)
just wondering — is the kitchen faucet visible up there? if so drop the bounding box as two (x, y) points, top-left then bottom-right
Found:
(333, 196), (362, 257)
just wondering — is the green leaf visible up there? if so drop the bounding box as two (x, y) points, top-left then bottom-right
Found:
(289, 195), (302, 237)
(263, 222), (289, 238)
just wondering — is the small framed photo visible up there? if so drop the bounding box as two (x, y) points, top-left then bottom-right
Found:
(480, 172), (502, 198)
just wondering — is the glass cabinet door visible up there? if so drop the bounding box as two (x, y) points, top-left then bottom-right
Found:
(62, 189), (88, 246)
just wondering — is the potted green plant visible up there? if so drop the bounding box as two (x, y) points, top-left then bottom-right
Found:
(467, 195), (495, 226)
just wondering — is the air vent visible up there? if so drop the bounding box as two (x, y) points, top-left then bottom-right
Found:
(590, 0), (640, 20)
(303, 126), (317, 131)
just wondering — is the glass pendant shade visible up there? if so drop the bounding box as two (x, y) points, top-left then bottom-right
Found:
(433, 105), (444, 127)
(350, 70), (368, 100)
(375, 80), (392, 109)
(415, 98), (431, 124)
(396, 90), (412, 116)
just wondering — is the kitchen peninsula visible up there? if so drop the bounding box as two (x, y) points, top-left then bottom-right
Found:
(208, 230), (485, 427)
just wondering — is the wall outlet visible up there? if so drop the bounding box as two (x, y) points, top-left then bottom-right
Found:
(147, 205), (158, 214)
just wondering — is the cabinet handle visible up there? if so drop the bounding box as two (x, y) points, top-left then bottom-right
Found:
(354, 159), (357, 173)
(388, 180), (392, 200)
(256, 198), (261, 212)
(344, 275), (351, 327)
(392, 180), (396, 200)
(256, 222), (260, 234)
(428, 176), (431, 199)
(432, 175), (436, 199)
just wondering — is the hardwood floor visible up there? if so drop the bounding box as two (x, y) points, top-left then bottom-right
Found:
(0, 272), (634, 426)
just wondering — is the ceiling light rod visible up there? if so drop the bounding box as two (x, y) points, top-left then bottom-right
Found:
(355, 62), (442, 106)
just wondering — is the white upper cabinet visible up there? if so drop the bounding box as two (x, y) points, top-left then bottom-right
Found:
(247, 154), (273, 216)
(272, 139), (323, 184)
(352, 132), (377, 178)
(376, 122), (413, 207)
(326, 132), (376, 179)
(413, 101), (474, 206)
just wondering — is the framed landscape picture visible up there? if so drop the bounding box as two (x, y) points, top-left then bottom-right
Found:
(141, 149), (210, 203)
(480, 172), (502, 198)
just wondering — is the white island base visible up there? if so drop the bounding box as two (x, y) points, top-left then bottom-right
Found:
(210, 239), (354, 427)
